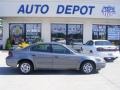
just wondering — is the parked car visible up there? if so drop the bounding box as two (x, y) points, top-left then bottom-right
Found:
(6, 42), (106, 74)
(81, 40), (120, 62)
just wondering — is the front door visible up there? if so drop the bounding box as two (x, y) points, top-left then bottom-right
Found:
(51, 44), (79, 69)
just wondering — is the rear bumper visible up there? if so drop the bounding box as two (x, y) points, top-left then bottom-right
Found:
(6, 56), (18, 68)
(96, 52), (119, 61)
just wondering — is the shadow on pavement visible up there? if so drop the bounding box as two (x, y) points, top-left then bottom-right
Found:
(0, 67), (98, 75)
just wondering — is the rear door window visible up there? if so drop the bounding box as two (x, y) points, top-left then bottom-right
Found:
(30, 44), (51, 52)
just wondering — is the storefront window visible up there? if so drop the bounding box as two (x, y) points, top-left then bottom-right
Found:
(9, 23), (41, 45)
(108, 25), (120, 45)
(26, 24), (41, 43)
(92, 24), (120, 45)
(108, 25), (120, 40)
(51, 24), (66, 43)
(68, 24), (83, 44)
(92, 24), (107, 40)
(51, 23), (83, 45)
(10, 24), (25, 45)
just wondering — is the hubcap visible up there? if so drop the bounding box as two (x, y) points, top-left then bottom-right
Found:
(83, 63), (93, 73)
(20, 63), (31, 73)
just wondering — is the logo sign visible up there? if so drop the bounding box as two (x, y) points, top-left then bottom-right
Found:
(102, 6), (116, 17)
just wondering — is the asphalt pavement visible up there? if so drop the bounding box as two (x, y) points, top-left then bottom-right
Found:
(0, 51), (120, 90)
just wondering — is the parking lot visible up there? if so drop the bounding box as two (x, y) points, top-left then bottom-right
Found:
(0, 51), (120, 90)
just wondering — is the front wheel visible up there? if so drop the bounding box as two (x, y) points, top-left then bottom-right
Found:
(80, 61), (96, 74)
(19, 61), (33, 74)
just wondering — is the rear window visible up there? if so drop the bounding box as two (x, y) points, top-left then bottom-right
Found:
(95, 41), (112, 45)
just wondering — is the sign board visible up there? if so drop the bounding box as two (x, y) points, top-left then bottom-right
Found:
(0, 1), (120, 18)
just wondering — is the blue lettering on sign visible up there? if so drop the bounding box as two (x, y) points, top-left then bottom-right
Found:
(17, 4), (25, 14)
(72, 5), (79, 14)
(57, 5), (64, 14)
(17, 4), (95, 15)
(17, 4), (49, 14)
(56, 5), (95, 15)
(65, 5), (72, 14)
(80, 5), (88, 15)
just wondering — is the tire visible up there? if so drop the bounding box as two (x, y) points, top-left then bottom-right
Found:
(80, 61), (96, 74)
(19, 61), (34, 74)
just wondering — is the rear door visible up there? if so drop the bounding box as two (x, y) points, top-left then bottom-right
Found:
(51, 44), (79, 69)
(30, 44), (53, 69)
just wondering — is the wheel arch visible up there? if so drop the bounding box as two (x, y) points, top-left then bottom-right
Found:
(17, 59), (34, 69)
(80, 60), (96, 69)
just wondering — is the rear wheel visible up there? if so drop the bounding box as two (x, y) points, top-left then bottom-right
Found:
(19, 61), (33, 74)
(80, 61), (96, 74)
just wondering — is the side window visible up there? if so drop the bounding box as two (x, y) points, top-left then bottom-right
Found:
(86, 41), (94, 46)
(30, 44), (51, 52)
(52, 44), (71, 54)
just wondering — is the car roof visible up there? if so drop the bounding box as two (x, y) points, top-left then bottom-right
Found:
(30, 42), (65, 46)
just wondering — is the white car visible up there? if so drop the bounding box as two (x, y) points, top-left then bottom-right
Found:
(82, 40), (120, 62)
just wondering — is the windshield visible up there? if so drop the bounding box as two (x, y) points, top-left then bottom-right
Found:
(95, 41), (112, 45)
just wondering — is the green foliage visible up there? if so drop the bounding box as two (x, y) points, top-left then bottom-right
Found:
(5, 38), (12, 50)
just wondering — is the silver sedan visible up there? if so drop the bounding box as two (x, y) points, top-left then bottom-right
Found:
(6, 42), (106, 74)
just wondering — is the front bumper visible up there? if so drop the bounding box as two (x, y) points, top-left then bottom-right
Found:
(96, 62), (106, 70)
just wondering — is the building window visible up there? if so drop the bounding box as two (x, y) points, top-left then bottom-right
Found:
(9, 24), (25, 45)
(51, 24), (66, 43)
(9, 23), (41, 45)
(26, 24), (41, 43)
(92, 24), (107, 40)
(68, 24), (83, 45)
(92, 24), (120, 45)
(107, 25), (120, 41)
(51, 24), (83, 45)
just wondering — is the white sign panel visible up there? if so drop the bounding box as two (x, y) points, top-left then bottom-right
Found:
(0, 1), (120, 18)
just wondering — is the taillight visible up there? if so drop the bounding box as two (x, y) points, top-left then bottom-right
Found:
(8, 51), (13, 57)
(97, 47), (119, 52)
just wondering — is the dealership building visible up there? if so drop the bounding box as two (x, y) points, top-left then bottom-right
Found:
(0, 0), (120, 49)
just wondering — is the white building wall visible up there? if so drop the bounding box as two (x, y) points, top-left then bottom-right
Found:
(2, 19), (9, 49)
(83, 22), (92, 44)
(41, 19), (51, 42)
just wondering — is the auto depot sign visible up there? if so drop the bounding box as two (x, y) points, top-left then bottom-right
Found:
(17, 4), (95, 15)
(0, 1), (120, 18)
